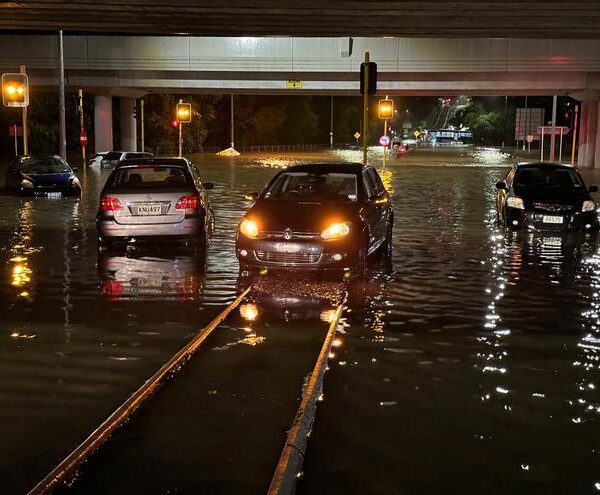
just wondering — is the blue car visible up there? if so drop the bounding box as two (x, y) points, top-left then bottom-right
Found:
(5, 155), (81, 197)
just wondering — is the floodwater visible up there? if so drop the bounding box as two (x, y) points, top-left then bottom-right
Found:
(1, 147), (599, 494)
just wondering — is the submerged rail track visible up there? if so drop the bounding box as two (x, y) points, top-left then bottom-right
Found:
(28, 283), (345, 495)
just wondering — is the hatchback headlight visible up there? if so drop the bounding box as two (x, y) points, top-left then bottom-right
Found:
(582, 200), (596, 212)
(321, 222), (351, 240)
(239, 219), (259, 238)
(506, 197), (525, 210)
(71, 177), (81, 187)
(20, 179), (33, 189)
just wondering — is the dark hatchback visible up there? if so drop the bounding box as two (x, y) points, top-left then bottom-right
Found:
(236, 162), (393, 274)
(496, 162), (599, 231)
(5, 155), (81, 197)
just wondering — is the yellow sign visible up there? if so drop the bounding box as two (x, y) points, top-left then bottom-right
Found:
(354, 132), (361, 140)
(286, 80), (303, 89)
(413, 130), (421, 138)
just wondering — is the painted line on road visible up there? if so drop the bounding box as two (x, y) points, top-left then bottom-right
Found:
(28, 285), (253, 495)
(267, 301), (345, 495)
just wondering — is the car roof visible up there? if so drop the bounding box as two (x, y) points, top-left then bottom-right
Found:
(115, 156), (190, 168)
(281, 162), (367, 174)
(515, 161), (574, 169)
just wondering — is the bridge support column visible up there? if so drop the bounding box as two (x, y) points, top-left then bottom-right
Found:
(120, 97), (137, 152)
(578, 100), (599, 168)
(94, 95), (113, 152)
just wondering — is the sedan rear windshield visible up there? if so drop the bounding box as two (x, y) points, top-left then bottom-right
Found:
(514, 166), (584, 191)
(107, 166), (191, 189)
(264, 172), (358, 203)
(22, 157), (70, 174)
(104, 152), (123, 161)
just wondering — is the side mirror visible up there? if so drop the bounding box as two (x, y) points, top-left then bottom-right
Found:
(495, 180), (507, 190)
(203, 182), (215, 190)
(244, 192), (259, 201)
(589, 185), (598, 193)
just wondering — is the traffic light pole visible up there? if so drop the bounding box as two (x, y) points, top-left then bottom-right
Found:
(178, 98), (183, 157)
(571, 105), (579, 166)
(78, 89), (86, 166)
(140, 99), (145, 152)
(19, 65), (28, 155)
(383, 118), (388, 167)
(362, 52), (369, 164)
(58, 30), (67, 160)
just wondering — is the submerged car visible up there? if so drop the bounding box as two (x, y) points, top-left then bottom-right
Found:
(97, 157), (214, 248)
(5, 154), (81, 197)
(236, 162), (393, 274)
(496, 162), (599, 231)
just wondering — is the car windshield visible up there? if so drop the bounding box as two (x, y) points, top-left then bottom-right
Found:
(22, 157), (70, 174)
(124, 153), (152, 159)
(107, 166), (190, 189)
(514, 166), (584, 191)
(264, 172), (358, 203)
(104, 152), (123, 161)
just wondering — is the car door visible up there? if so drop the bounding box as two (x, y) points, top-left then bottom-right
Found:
(361, 168), (384, 253)
(366, 167), (390, 247)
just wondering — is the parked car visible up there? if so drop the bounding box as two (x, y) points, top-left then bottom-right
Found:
(5, 154), (81, 197)
(97, 157), (214, 249)
(496, 162), (599, 231)
(88, 152), (108, 167)
(101, 151), (153, 169)
(236, 162), (393, 275)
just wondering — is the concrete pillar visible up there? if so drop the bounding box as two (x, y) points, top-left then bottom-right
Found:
(120, 97), (137, 152)
(578, 100), (599, 168)
(94, 95), (113, 152)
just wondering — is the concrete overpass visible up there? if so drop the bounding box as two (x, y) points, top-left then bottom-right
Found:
(1, 1), (599, 39)
(1, 34), (600, 165)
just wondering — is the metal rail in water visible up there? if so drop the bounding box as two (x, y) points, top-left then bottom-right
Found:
(28, 286), (252, 495)
(268, 302), (345, 495)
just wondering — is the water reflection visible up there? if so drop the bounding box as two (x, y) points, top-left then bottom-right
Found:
(98, 249), (206, 301)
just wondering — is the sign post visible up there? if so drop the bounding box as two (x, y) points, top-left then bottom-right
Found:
(354, 131), (361, 146)
(571, 105), (579, 166)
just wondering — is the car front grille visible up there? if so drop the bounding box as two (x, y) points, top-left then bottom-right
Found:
(262, 231), (321, 241)
(533, 202), (574, 213)
(255, 250), (322, 264)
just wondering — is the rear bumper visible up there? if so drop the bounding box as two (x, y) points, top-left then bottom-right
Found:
(97, 217), (202, 240)
(236, 237), (360, 270)
(506, 208), (599, 231)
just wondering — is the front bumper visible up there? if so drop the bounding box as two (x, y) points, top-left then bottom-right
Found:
(236, 236), (359, 270)
(506, 208), (600, 231)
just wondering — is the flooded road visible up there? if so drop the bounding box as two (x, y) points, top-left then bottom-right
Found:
(1, 147), (599, 493)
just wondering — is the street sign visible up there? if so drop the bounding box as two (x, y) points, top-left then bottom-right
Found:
(413, 130), (421, 138)
(286, 80), (303, 89)
(379, 135), (390, 146)
(80, 129), (88, 146)
(402, 122), (412, 129)
(354, 132), (361, 140)
(526, 134), (534, 143)
(8, 125), (23, 136)
(2, 73), (29, 108)
(538, 126), (569, 136)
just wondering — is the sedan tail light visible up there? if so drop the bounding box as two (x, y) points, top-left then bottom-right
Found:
(101, 197), (122, 211)
(175, 195), (198, 209)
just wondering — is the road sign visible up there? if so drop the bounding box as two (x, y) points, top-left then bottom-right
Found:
(538, 126), (569, 136)
(413, 130), (421, 138)
(2, 73), (29, 108)
(526, 134), (534, 143)
(379, 135), (390, 146)
(402, 122), (412, 129)
(286, 80), (303, 89)
(378, 99), (394, 120)
(354, 132), (361, 140)
(80, 129), (88, 146)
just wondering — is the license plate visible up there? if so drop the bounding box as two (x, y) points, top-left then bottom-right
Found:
(274, 242), (301, 253)
(47, 192), (62, 199)
(542, 215), (564, 224)
(137, 204), (162, 215)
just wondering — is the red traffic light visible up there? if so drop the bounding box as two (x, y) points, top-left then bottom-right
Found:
(171, 119), (179, 128)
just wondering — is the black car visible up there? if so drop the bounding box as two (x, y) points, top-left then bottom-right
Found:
(5, 154), (81, 197)
(236, 162), (393, 274)
(496, 162), (599, 231)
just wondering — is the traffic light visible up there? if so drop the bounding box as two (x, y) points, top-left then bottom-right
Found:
(378, 99), (394, 120)
(171, 119), (179, 128)
(360, 62), (377, 96)
(2, 73), (29, 108)
(176, 102), (192, 123)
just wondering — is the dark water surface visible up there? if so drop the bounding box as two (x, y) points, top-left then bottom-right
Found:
(1, 147), (599, 493)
